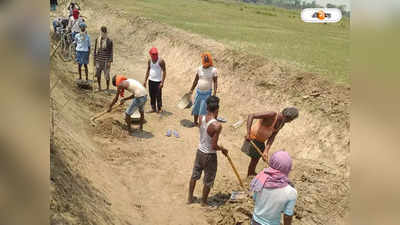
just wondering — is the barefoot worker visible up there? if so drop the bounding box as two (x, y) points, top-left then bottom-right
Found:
(143, 47), (166, 113)
(188, 52), (218, 126)
(108, 75), (148, 132)
(250, 151), (297, 225)
(94, 26), (114, 91)
(74, 22), (90, 80)
(187, 96), (228, 206)
(242, 108), (298, 177)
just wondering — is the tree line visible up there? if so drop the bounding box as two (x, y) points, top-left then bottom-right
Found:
(240, 0), (350, 17)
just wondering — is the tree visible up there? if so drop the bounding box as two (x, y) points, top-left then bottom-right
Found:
(337, 4), (347, 12)
(311, 0), (317, 8)
(326, 3), (336, 8)
(294, 0), (301, 8)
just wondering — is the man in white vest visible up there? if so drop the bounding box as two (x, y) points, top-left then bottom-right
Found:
(143, 47), (167, 113)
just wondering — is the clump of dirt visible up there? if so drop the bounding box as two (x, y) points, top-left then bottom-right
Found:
(206, 178), (254, 225)
(208, 159), (349, 225)
(94, 117), (128, 139)
(291, 161), (349, 225)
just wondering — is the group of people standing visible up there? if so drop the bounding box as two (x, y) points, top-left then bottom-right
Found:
(52, 3), (300, 225)
(52, 3), (114, 89)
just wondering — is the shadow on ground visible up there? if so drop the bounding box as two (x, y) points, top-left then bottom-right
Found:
(180, 119), (195, 128)
(130, 129), (154, 139)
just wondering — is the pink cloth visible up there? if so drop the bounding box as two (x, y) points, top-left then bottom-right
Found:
(250, 150), (292, 192)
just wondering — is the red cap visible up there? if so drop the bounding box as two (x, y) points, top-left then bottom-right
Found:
(149, 47), (158, 55)
(149, 47), (158, 61)
(72, 9), (79, 19)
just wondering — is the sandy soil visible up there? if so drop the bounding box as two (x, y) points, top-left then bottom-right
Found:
(50, 1), (350, 225)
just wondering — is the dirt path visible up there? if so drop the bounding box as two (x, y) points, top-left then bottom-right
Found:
(50, 1), (350, 225)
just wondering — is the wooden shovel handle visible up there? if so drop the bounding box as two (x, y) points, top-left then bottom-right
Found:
(250, 140), (269, 166)
(225, 153), (245, 190)
(90, 104), (121, 121)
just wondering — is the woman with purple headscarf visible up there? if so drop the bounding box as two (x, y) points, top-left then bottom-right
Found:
(250, 151), (297, 225)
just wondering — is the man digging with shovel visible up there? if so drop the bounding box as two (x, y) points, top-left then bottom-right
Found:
(242, 107), (298, 177)
(187, 96), (228, 207)
(108, 75), (148, 133)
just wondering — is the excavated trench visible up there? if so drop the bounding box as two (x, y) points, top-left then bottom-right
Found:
(50, 1), (350, 225)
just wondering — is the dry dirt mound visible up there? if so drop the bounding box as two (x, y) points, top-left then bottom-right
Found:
(50, 0), (350, 225)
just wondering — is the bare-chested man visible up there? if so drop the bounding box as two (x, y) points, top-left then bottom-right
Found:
(242, 107), (298, 177)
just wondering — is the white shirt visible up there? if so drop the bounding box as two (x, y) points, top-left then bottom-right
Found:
(125, 79), (147, 97)
(149, 59), (163, 82)
(197, 66), (217, 91)
(198, 116), (217, 154)
(68, 16), (83, 33)
(253, 185), (297, 225)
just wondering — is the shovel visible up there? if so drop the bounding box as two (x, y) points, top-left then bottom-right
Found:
(250, 140), (269, 166)
(222, 149), (244, 190)
(90, 104), (122, 123)
(177, 92), (192, 109)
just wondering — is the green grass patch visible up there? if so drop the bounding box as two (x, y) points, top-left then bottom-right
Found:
(115, 0), (350, 83)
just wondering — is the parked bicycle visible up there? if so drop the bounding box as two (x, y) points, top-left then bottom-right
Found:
(59, 28), (76, 61)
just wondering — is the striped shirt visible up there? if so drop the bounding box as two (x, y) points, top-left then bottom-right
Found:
(94, 37), (113, 63)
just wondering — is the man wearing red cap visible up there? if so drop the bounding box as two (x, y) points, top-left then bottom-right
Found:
(143, 47), (167, 113)
(68, 8), (84, 40)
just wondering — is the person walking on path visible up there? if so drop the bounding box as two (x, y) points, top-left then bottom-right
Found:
(74, 22), (90, 80)
(50, 0), (58, 11)
(242, 108), (298, 177)
(94, 26), (114, 91)
(187, 96), (228, 207)
(67, 2), (80, 17)
(143, 47), (166, 113)
(188, 52), (218, 126)
(250, 151), (297, 225)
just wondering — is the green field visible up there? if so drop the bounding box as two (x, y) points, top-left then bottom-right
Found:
(117, 0), (350, 83)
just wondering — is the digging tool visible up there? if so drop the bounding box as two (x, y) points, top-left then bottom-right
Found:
(250, 140), (269, 166)
(177, 92), (192, 109)
(223, 150), (245, 190)
(90, 104), (122, 122)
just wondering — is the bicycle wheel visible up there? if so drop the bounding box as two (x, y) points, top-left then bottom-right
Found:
(69, 43), (76, 62)
(60, 35), (67, 60)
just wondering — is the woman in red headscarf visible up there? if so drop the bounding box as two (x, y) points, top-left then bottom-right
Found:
(188, 52), (218, 126)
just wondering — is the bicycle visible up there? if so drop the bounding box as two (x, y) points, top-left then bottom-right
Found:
(59, 28), (76, 61)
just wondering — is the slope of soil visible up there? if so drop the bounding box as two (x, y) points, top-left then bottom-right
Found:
(50, 1), (350, 225)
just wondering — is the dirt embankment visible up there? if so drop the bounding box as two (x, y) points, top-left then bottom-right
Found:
(50, 1), (350, 225)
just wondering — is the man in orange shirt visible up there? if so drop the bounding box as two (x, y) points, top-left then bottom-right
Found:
(242, 107), (298, 177)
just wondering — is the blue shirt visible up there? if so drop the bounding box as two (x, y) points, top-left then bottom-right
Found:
(252, 185), (297, 225)
(74, 33), (91, 52)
